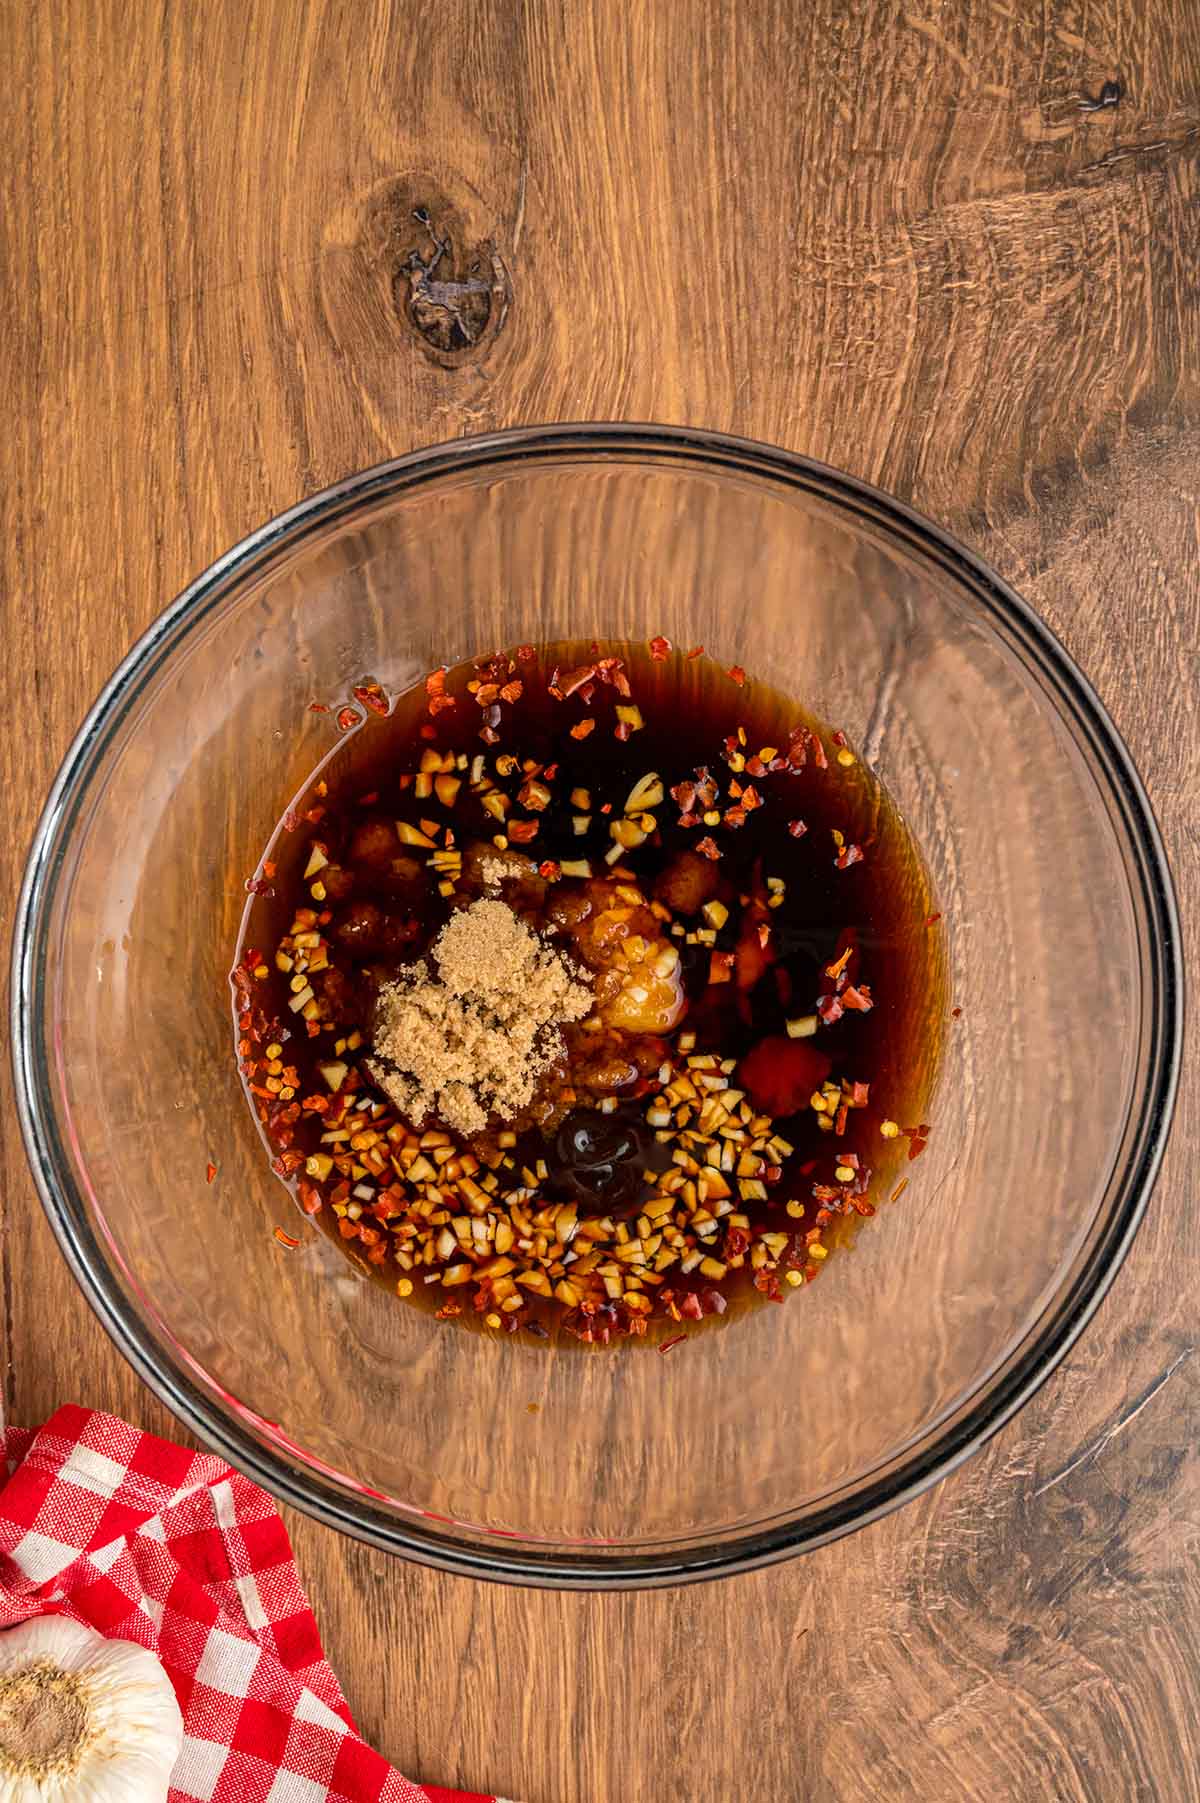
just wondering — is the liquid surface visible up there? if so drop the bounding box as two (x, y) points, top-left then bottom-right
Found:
(233, 640), (946, 1345)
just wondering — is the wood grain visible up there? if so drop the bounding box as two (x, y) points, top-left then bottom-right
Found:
(1, 1), (1197, 1798)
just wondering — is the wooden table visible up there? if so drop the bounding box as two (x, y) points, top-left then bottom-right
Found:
(3, 4), (1197, 1798)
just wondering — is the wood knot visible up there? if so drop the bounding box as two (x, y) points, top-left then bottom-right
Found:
(395, 207), (509, 365)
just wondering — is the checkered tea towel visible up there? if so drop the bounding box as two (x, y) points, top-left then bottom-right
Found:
(0, 1405), (511, 1803)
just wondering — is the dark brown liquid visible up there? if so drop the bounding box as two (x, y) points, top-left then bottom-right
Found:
(234, 641), (947, 1344)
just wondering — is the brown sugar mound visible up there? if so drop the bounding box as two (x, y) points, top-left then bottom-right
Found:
(368, 898), (594, 1136)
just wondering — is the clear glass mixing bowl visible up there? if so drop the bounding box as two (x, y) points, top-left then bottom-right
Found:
(12, 426), (1181, 1586)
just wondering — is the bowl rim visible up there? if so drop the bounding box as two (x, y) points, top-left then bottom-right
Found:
(11, 422), (1184, 1588)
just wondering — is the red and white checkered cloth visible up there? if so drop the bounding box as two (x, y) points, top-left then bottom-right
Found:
(0, 1406), (510, 1803)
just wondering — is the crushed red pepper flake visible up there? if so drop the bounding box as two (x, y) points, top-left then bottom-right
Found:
(658, 1333), (688, 1354)
(274, 1227), (301, 1249)
(336, 706), (362, 732)
(695, 835), (721, 860)
(308, 701), (330, 714)
(649, 635), (672, 660)
(352, 683), (390, 716)
(570, 718), (596, 740)
(727, 665), (746, 686)
(205, 1162), (217, 1184)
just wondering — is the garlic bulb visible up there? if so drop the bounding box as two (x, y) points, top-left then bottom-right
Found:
(0, 1617), (182, 1802)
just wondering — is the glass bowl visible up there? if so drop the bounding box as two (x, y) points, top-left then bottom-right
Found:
(12, 425), (1182, 1587)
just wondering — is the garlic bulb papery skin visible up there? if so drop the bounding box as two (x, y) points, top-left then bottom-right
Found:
(0, 1616), (183, 1803)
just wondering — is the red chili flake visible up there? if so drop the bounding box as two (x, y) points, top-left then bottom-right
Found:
(499, 680), (524, 703)
(727, 665), (746, 686)
(538, 860), (561, 880)
(740, 784), (762, 811)
(516, 643), (536, 661)
(659, 1333), (688, 1354)
(570, 718), (596, 740)
(352, 683), (389, 716)
(555, 663), (599, 699)
(425, 668), (448, 697)
(670, 780), (697, 812)
(336, 706), (362, 732)
(679, 1292), (704, 1321)
(723, 806), (747, 828)
(788, 819), (807, 838)
(952, 1006), (962, 1019)
(817, 993), (844, 1025)
(613, 721), (632, 741)
(847, 1080), (870, 1107)
(695, 836), (721, 860)
(708, 950), (735, 984)
(834, 1102), (849, 1135)
(891, 1177), (910, 1202)
(244, 877), (275, 896)
(841, 984), (873, 1012)
(418, 723), (437, 740)
(599, 802), (612, 815)
(302, 806), (325, 825)
(508, 819), (539, 843)
(429, 695), (456, 716)
(308, 701), (330, 713)
(649, 635), (672, 660)
(282, 808), (300, 832)
(686, 645), (704, 659)
(543, 763), (559, 780)
(205, 1162), (217, 1184)
(903, 1124), (931, 1160)
(479, 725), (500, 744)
(832, 729), (848, 747)
(744, 755), (766, 778)
(596, 656), (631, 697)
(925, 911), (942, 926)
(835, 842), (864, 869)
(475, 683), (500, 707)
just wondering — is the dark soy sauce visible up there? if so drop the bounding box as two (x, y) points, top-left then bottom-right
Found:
(234, 642), (947, 1344)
